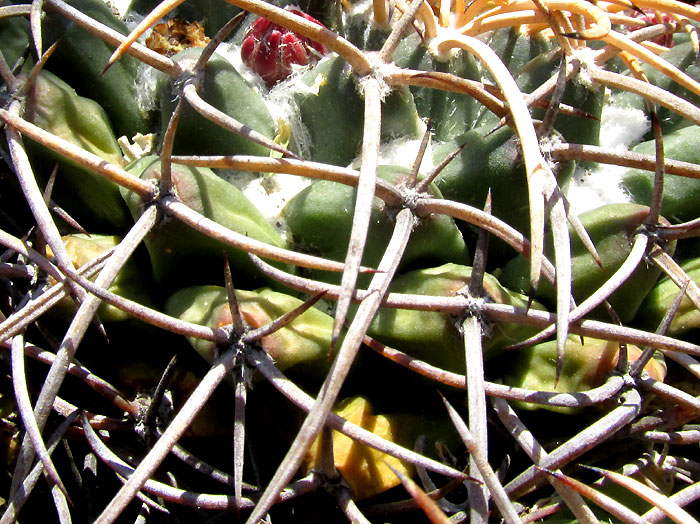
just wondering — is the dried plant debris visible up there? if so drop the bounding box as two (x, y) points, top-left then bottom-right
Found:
(1, 0), (700, 522)
(145, 19), (210, 57)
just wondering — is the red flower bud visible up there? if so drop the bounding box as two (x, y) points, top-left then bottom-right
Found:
(632, 8), (675, 47)
(241, 9), (327, 88)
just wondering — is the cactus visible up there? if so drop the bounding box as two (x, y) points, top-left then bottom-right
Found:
(2, 0), (700, 522)
(23, 69), (133, 231)
(498, 336), (667, 414)
(500, 203), (677, 322)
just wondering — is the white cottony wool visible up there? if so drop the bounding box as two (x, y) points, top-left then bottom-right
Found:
(567, 98), (650, 216)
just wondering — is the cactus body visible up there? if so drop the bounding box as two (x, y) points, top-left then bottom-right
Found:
(159, 48), (276, 157)
(500, 337), (666, 413)
(166, 285), (333, 372)
(500, 203), (674, 322)
(3, 0), (700, 519)
(393, 33), (481, 141)
(637, 257), (700, 336)
(0, 16), (30, 71)
(615, 41), (700, 137)
(122, 156), (290, 288)
(24, 70), (132, 231)
(42, 0), (152, 137)
(289, 55), (424, 166)
(623, 125), (700, 223)
(363, 263), (545, 371)
(283, 166), (469, 285)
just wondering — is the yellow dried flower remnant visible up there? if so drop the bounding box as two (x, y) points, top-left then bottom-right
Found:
(305, 397), (413, 500)
(46, 234), (154, 322)
(145, 20), (210, 57)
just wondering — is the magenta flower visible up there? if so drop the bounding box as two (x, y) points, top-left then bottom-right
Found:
(241, 9), (327, 88)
